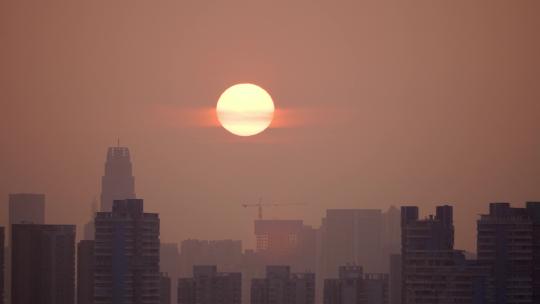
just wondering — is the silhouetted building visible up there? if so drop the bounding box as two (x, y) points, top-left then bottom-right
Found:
(11, 224), (75, 304)
(177, 265), (241, 304)
(161, 273), (171, 304)
(388, 254), (401, 304)
(529, 202), (540, 304)
(94, 199), (160, 304)
(402, 205), (488, 304)
(363, 273), (389, 304)
(0, 226), (4, 304)
(7, 193), (46, 304)
(100, 147), (136, 212)
(477, 202), (540, 304)
(251, 265), (315, 304)
(78, 240), (95, 304)
(324, 265), (388, 304)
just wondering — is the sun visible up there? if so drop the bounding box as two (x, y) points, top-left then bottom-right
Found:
(216, 83), (275, 136)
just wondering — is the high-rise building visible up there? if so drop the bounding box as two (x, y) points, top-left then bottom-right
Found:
(324, 265), (388, 304)
(528, 202), (540, 304)
(0, 226), (4, 304)
(94, 199), (160, 304)
(251, 265), (315, 304)
(78, 240), (95, 304)
(320, 209), (383, 279)
(388, 254), (401, 304)
(177, 265), (241, 304)
(160, 273), (171, 304)
(7, 193), (46, 304)
(100, 146), (136, 212)
(477, 202), (540, 304)
(11, 224), (75, 304)
(402, 205), (488, 304)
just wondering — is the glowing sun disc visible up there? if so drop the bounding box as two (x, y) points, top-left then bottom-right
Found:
(216, 83), (275, 136)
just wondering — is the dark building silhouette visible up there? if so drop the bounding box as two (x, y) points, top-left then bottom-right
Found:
(94, 199), (160, 304)
(161, 273), (171, 304)
(100, 147), (136, 212)
(388, 254), (401, 304)
(11, 224), (75, 304)
(7, 193), (46, 303)
(7, 193), (46, 304)
(324, 265), (389, 304)
(529, 202), (540, 304)
(251, 265), (315, 304)
(477, 202), (540, 304)
(78, 240), (95, 304)
(177, 265), (241, 304)
(401, 205), (488, 304)
(0, 226), (4, 304)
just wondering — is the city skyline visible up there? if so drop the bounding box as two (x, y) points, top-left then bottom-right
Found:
(1, 1), (540, 304)
(2, 1), (540, 252)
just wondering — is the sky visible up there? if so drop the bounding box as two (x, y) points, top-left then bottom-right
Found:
(1, 1), (540, 251)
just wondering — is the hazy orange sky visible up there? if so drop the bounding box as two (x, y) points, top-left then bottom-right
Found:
(1, 1), (540, 251)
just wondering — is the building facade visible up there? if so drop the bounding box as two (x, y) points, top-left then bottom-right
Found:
(160, 273), (171, 304)
(402, 205), (488, 304)
(251, 265), (315, 304)
(100, 146), (136, 212)
(177, 265), (241, 304)
(388, 254), (401, 304)
(94, 199), (160, 304)
(0, 226), (4, 304)
(324, 265), (388, 304)
(477, 202), (540, 304)
(11, 224), (75, 304)
(78, 240), (95, 304)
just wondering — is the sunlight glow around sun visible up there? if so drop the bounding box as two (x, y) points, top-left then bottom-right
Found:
(216, 83), (275, 136)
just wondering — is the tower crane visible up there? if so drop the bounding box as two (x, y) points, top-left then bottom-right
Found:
(241, 198), (306, 220)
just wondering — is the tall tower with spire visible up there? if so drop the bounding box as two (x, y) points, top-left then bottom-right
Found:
(100, 146), (136, 212)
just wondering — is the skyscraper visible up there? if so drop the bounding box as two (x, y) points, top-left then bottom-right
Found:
(0, 226), (4, 304)
(477, 202), (540, 304)
(251, 266), (315, 304)
(388, 254), (401, 304)
(7, 193), (46, 303)
(160, 273), (171, 304)
(324, 265), (389, 304)
(100, 146), (136, 212)
(94, 199), (160, 304)
(177, 265), (242, 304)
(401, 205), (488, 304)
(11, 224), (75, 304)
(320, 209), (383, 278)
(78, 240), (95, 304)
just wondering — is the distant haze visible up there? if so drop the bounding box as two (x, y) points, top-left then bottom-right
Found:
(1, 1), (540, 251)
